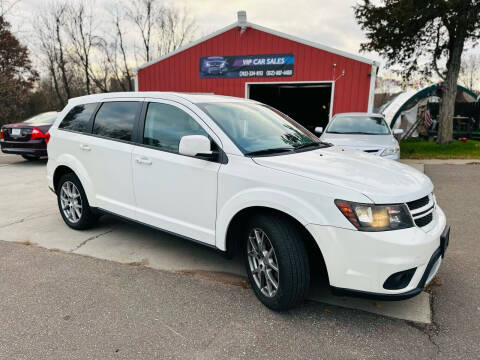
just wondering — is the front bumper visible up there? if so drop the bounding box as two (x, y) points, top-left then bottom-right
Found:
(306, 205), (447, 298)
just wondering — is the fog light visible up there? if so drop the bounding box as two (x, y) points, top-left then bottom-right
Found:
(383, 268), (416, 290)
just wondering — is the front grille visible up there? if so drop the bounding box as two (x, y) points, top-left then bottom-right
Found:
(414, 212), (433, 227)
(407, 195), (429, 211)
(364, 149), (379, 153)
(407, 194), (435, 228)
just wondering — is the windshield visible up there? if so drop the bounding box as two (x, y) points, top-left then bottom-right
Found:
(327, 116), (391, 135)
(200, 102), (321, 154)
(23, 112), (58, 125)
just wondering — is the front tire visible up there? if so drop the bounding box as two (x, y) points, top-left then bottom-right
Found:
(57, 173), (98, 230)
(244, 213), (310, 311)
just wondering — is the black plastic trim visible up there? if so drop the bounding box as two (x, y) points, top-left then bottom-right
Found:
(406, 195), (430, 211)
(331, 285), (423, 301)
(87, 102), (103, 133)
(383, 267), (417, 290)
(0, 147), (47, 156)
(94, 207), (223, 253)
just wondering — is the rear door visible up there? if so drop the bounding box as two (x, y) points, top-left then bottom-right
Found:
(85, 98), (143, 219)
(53, 102), (99, 184)
(132, 99), (222, 245)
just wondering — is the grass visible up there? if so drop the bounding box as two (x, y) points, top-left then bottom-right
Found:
(400, 138), (480, 159)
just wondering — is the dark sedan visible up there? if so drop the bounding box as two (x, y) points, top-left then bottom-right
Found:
(0, 111), (58, 160)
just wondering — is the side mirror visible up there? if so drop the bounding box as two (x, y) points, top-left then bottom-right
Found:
(314, 127), (324, 134)
(179, 135), (217, 160)
(393, 129), (404, 135)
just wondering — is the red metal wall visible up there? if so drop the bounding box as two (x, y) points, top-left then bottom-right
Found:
(137, 26), (373, 115)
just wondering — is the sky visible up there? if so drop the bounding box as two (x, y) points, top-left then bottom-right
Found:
(5, 0), (479, 90)
(7, 0), (382, 63)
(178, 0), (379, 61)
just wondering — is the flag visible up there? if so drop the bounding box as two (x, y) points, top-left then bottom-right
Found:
(424, 108), (432, 128)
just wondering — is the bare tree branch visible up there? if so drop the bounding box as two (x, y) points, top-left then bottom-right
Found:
(0, 0), (21, 17)
(66, 0), (99, 94)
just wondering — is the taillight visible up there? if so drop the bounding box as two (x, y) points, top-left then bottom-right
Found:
(31, 127), (46, 141)
(45, 132), (51, 145)
(0, 128), (4, 140)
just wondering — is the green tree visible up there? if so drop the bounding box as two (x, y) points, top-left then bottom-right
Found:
(354, 0), (480, 144)
(0, 16), (38, 125)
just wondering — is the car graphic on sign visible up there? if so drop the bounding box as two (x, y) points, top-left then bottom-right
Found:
(201, 56), (228, 75)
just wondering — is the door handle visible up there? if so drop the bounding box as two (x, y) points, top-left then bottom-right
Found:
(135, 157), (152, 165)
(80, 144), (91, 151)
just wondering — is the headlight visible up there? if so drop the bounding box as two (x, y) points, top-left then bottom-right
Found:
(335, 200), (413, 231)
(381, 146), (400, 157)
(205, 63), (211, 67)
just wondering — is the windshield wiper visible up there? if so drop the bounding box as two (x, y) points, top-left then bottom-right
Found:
(347, 132), (380, 135)
(328, 131), (380, 135)
(294, 142), (332, 151)
(245, 147), (294, 156)
(294, 142), (321, 150)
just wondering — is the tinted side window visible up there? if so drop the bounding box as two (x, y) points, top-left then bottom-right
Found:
(58, 103), (97, 133)
(93, 102), (139, 141)
(144, 103), (208, 153)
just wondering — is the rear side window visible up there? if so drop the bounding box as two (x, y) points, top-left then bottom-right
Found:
(58, 103), (97, 133)
(143, 102), (208, 153)
(93, 102), (139, 141)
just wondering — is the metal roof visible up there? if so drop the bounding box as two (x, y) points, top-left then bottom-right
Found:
(135, 20), (375, 73)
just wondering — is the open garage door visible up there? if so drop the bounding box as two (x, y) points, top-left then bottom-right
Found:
(246, 82), (333, 133)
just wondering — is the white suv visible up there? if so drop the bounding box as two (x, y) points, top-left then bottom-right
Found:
(47, 92), (449, 310)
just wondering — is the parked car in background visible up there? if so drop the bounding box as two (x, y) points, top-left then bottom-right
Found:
(47, 93), (448, 311)
(317, 113), (403, 160)
(0, 111), (58, 160)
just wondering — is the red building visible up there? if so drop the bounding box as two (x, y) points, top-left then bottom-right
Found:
(136, 11), (377, 131)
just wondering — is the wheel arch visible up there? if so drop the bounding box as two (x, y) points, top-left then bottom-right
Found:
(52, 155), (95, 206)
(53, 165), (75, 193)
(222, 205), (330, 284)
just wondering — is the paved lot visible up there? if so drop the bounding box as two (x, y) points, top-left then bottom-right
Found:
(0, 154), (479, 359)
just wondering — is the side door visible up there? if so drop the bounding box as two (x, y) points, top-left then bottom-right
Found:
(132, 99), (222, 245)
(53, 102), (100, 201)
(86, 98), (143, 219)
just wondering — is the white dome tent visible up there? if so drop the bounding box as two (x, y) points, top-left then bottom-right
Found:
(378, 83), (478, 138)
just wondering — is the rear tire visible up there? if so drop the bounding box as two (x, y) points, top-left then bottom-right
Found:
(244, 213), (310, 311)
(57, 173), (98, 230)
(22, 155), (39, 161)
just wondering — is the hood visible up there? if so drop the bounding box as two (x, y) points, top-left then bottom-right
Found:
(253, 147), (433, 204)
(320, 133), (397, 150)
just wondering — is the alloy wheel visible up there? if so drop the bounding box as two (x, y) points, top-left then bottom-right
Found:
(247, 228), (280, 297)
(60, 181), (83, 223)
